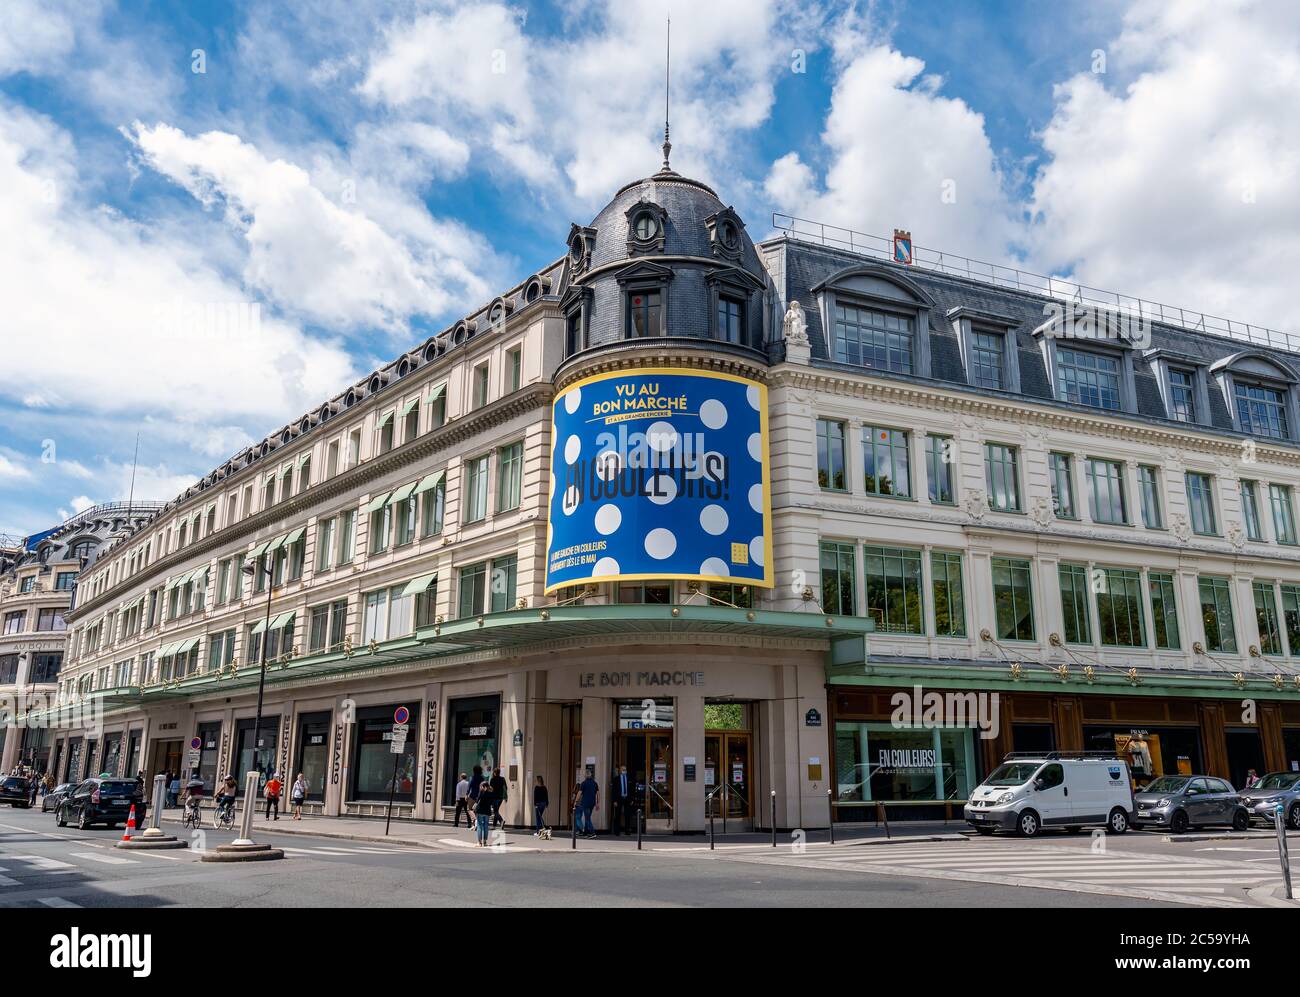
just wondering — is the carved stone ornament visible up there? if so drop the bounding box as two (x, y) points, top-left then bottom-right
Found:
(1030, 495), (1053, 528)
(1170, 513), (1192, 542)
(963, 490), (988, 521)
(782, 300), (809, 346)
(1226, 523), (1246, 549)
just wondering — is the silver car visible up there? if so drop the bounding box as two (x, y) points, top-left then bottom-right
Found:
(1238, 772), (1300, 829)
(1133, 775), (1250, 833)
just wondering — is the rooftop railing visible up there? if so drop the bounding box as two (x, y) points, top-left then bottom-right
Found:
(772, 212), (1300, 356)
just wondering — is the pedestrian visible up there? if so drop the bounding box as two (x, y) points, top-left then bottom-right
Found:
(611, 764), (634, 835)
(28, 777), (39, 807)
(489, 767), (507, 828)
(290, 773), (308, 820)
(453, 772), (472, 828)
(1245, 768), (1260, 789)
(264, 772), (282, 821)
(167, 771), (180, 808)
(578, 769), (599, 837)
(533, 775), (549, 835)
(474, 775), (495, 847)
(466, 764), (483, 831)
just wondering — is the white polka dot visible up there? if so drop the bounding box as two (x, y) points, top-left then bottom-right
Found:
(748, 482), (763, 513)
(747, 432), (762, 462)
(646, 421), (678, 453)
(646, 474), (677, 505)
(564, 388), (582, 415)
(749, 535), (764, 567)
(592, 556), (620, 577)
(700, 557), (729, 577)
(700, 399), (727, 430)
(564, 434), (581, 464)
(594, 503), (622, 535)
(746, 384), (760, 410)
(596, 449), (622, 481)
(562, 485), (581, 516)
(645, 528), (677, 560)
(700, 504), (728, 535)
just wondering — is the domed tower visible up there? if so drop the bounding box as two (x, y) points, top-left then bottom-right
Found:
(544, 155), (775, 601)
(557, 161), (770, 370)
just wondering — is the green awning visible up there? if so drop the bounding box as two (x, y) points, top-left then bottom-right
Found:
(283, 527), (305, 546)
(428, 383), (446, 402)
(400, 397), (419, 417)
(412, 470), (444, 495)
(278, 464), (293, 480)
(166, 575), (183, 591)
(364, 492), (391, 513)
(378, 410), (394, 428)
(175, 636), (199, 655)
(251, 617), (269, 635)
(387, 481), (417, 505)
(297, 453), (311, 468)
(264, 533), (288, 554)
(247, 541), (269, 560)
(158, 641), (180, 658)
(402, 572), (437, 597)
(269, 612), (295, 631)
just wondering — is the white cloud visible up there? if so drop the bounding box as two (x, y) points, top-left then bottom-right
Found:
(0, 452), (33, 482)
(126, 121), (494, 333)
(0, 102), (357, 430)
(0, 1), (76, 77)
(764, 39), (1018, 259)
(1029, 0), (1300, 331)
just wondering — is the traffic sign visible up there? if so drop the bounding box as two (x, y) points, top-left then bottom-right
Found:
(190, 737), (202, 750)
(394, 706), (410, 725)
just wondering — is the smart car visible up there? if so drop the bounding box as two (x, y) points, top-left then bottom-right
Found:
(1133, 775), (1250, 832)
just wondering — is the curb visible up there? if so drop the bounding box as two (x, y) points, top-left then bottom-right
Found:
(1160, 830), (1286, 844)
(1246, 883), (1298, 908)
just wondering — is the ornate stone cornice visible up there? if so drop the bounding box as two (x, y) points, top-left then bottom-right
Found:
(555, 341), (768, 391)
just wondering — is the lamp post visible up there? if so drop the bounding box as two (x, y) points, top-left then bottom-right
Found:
(241, 555), (276, 791)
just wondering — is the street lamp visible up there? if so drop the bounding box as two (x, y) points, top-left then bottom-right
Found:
(241, 555), (276, 790)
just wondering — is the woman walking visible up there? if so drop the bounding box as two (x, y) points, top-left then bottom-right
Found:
(533, 776), (549, 836)
(290, 773), (308, 820)
(474, 774), (496, 847)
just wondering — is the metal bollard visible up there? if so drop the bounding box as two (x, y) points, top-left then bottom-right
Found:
(770, 790), (777, 848)
(1276, 803), (1293, 900)
(571, 807), (578, 850)
(827, 788), (835, 845)
(637, 809), (643, 851)
(709, 813), (715, 850)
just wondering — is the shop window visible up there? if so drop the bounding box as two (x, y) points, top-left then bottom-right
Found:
(443, 696), (499, 805)
(350, 704), (419, 802)
(195, 722), (221, 789)
(234, 716), (280, 791)
(833, 722), (975, 804)
(295, 712), (331, 802)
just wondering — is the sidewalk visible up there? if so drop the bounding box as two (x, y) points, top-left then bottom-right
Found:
(159, 811), (968, 854)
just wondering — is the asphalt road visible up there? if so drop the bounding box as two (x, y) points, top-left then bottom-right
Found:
(0, 805), (1174, 908)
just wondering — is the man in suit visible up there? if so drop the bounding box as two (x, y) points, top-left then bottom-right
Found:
(611, 765), (634, 835)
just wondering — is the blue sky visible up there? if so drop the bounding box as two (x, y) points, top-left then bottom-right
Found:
(1, 0), (1297, 537)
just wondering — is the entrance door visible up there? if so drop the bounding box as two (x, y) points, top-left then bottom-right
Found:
(617, 731), (673, 825)
(705, 733), (752, 823)
(1225, 729), (1266, 790)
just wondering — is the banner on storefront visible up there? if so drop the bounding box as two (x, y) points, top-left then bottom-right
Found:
(545, 367), (772, 592)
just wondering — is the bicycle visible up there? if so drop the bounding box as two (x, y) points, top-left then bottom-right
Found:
(182, 798), (202, 830)
(212, 799), (236, 830)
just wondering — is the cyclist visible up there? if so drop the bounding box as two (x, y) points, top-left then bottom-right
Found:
(214, 774), (238, 824)
(182, 776), (205, 826)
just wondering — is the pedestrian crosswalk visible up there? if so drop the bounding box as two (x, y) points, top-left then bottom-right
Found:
(278, 844), (425, 858)
(729, 840), (1281, 907)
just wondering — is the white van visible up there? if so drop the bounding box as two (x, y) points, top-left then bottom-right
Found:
(963, 754), (1135, 837)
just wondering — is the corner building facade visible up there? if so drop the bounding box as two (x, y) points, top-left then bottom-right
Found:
(48, 161), (1300, 830)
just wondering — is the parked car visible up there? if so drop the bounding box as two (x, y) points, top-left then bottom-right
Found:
(964, 754), (1134, 837)
(1238, 772), (1300, 829)
(0, 777), (33, 808)
(55, 778), (147, 830)
(41, 783), (76, 812)
(1133, 775), (1250, 832)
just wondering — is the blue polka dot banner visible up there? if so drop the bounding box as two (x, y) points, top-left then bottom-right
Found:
(545, 367), (773, 593)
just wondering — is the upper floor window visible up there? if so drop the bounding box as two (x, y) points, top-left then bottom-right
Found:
(819, 541), (856, 616)
(55, 571), (77, 591)
(19, 576), (35, 593)
(718, 296), (744, 344)
(991, 557), (1035, 641)
(1048, 452), (1076, 520)
(1241, 480), (1264, 541)
(970, 331), (1005, 389)
(1138, 465), (1163, 529)
(565, 311), (582, 357)
(472, 364), (490, 409)
(1086, 458), (1128, 525)
(1198, 575), (1237, 654)
(1235, 381), (1289, 439)
(862, 545), (923, 634)
(464, 454), (490, 523)
(925, 435), (954, 505)
(984, 443), (1021, 512)
(627, 290), (663, 337)
(1056, 347), (1121, 410)
(1270, 483), (1297, 545)
(507, 347), (522, 393)
(833, 303), (913, 373)
(377, 410), (396, 454)
(862, 426), (910, 498)
(1185, 471), (1218, 536)
(816, 418), (847, 491)
(1168, 369), (1197, 422)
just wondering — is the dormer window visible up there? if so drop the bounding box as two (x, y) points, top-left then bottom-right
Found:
(1235, 381), (1289, 439)
(834, 302), (914, 373)
(1055, 346), (1121, 410)
(970, 332), (1006, 390)
(624, 201), (667, 255)
(632, 212), (658, 240)
(1168, 368), (1197, 422)
(628, 290), (662, 337)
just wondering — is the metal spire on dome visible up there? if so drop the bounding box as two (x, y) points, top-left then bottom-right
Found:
(660, 17), (672, 172)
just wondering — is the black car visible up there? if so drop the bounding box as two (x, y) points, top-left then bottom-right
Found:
(41, 783), (76, 812)
(0, 777), (33, 808)
(55, 778), (146, 830)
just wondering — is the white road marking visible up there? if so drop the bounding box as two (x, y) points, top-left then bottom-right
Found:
(0, 875), (17, 886)
(7, 855), (75, 870)
(37, 897), (80, 908)
(68, 851), (138, 866)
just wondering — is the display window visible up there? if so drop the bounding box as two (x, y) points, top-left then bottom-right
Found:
(442, 696), (499, 803)
(833, 722), (975, 803)
(1083, 725), (1201, 787)
(351, 704), (419, 802)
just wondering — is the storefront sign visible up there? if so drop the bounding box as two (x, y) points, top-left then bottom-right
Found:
(421, 702), (437, 805)
(545, 368), (772, 592)
(653, 762), (667, 784)
(331, 723), (343, 786)
(805, 708), (822, 727)
(683, 757), (696, 782)
(877, 748), (936, 772)
(512, 729), (523, 747)
(580, 670), (703, 689)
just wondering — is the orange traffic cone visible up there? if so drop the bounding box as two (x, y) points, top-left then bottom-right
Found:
(122, 805), (137, 842)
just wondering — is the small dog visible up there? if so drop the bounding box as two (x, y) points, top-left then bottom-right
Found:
(536, 827), (552, 840)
